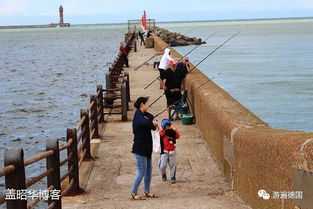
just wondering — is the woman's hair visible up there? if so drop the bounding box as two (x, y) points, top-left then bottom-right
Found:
(134, 97), (149, 109)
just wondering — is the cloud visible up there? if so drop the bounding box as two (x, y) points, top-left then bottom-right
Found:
(0, 1), (24, 15)
(62, 0), (126, 15)
(299, 0), (313, 9)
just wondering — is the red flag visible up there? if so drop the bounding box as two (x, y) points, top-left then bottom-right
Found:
(143, 11), (147, 30)
(141, 10), (147, 30)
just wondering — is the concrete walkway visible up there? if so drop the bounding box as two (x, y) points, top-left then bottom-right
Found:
(62, 44), (251, 209)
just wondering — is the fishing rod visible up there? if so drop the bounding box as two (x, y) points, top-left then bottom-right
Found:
(144, 30), (240, 90)
(153, 73), (222, 118)
(149, 92), (165, 107)
(188, 31), (240, 74)
(177, 31), (218, 62)
(134, 29), (193, 71)
(143, 32), (217, 90)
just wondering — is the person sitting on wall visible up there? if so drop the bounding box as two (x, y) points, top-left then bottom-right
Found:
(119, 42), (129, 68)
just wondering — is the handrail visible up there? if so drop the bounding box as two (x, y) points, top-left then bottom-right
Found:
(59, 138), (73, 151)
(47, 202), (56, 209)
(78, 149), (87, 168)
(60, 152), (73, 167)
(87, 101), (95, 111)
(0, 165), (15, 177)
(60, 165), (74, 182)
(76, 116), (86, 131)
(0, 195), (6, 204)
(27, 185), (54, 209)
(26, 168), (54, 188)
(61, 179), (75, 197)
(77, 126), (86, 144)
(24, 150), (54, 166)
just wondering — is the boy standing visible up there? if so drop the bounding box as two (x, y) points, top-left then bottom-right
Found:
(158, 119), (180, 183)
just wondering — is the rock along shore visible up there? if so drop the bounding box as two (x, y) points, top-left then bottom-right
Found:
(152, 26), (206, 46)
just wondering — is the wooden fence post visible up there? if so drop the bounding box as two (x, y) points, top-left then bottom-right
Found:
(81, 109), (92, 159)
(4, 148), (27, 209)
(124, 72), (130, 103)
(96, 85), (105, 123)
(90, 95), (100, 139)
(66, 128), (80, 194)
(46, 139), (61, 209)
(121, 84), (128, 121)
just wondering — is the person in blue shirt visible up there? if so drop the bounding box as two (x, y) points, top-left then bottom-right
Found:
(131, 97), (159, 200)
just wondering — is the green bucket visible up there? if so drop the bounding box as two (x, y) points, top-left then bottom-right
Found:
(181, 113), (194, 125)
(179, 104), (189, 114)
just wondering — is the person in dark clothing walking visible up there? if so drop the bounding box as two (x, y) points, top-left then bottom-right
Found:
(119, 42), (129, 67)
(131, 97), (159, 200)
(138, 31), (145, 46)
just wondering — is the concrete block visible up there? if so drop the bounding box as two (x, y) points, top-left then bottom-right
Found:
(145, 37), (154, 48)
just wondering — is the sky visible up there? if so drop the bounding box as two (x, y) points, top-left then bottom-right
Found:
(0, 0), (313, 25)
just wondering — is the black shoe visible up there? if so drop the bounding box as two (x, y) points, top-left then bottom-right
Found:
(171, 177), (176, 184)
(162, 174), (167, 181)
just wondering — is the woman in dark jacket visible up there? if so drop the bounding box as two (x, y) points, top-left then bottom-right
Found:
(131, 97), (159, 200)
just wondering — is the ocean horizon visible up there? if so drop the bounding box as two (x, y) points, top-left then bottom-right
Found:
(1, 16), (313, 28)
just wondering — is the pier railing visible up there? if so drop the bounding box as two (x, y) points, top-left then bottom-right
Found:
(0, 31), (136, 209)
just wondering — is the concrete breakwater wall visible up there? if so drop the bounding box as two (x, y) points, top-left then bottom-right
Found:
(154, 35), (313, 209)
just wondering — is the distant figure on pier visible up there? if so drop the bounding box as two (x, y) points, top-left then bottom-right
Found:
(153, 51), (162, 69)
(158, 48), (174, 88)
(133, 25), (139, 39)
(159, 119), (180, 183)
(119, 42), (129, 68)
(138, 30), (145, 46)
(160, 60), (185, 120)
(147, 30), (152, 38)
(131, 97), (159, 200)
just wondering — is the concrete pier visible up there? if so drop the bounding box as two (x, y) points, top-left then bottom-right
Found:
(62, 44), (251, 209)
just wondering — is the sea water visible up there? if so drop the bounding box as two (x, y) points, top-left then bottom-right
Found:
(0, 25), (125, 202)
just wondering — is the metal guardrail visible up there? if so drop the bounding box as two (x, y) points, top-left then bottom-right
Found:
(0, 32), (136, 209)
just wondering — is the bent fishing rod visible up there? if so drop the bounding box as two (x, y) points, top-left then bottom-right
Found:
(153, 73), (222, 118)
(134, 29), (193, 71)
(144, 30), (240, 90)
